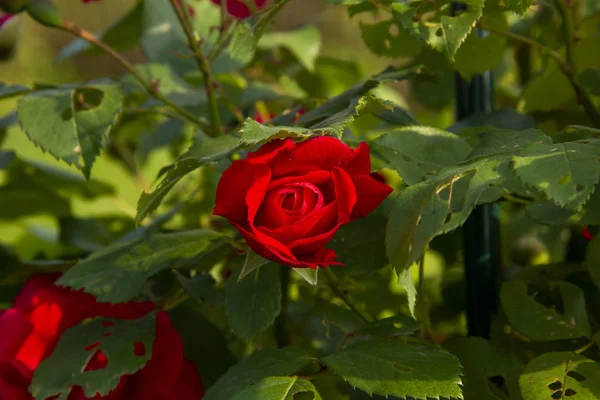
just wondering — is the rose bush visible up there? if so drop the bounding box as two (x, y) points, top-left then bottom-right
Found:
(0, 274), (203, 400)
(214, 137), (393, 268)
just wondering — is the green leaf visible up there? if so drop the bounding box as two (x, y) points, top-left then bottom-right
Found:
(291, 267), (318, 285)
(373, 126), (472, 185)
(445, 337), (522, 400)
(30, 313), (156, 400)
(58, 230), (224, 303)
(227, 22), (257, 65)
(0, 82), (30, 99)
(239, 118), (311, 146)
(375, 106), (420, 127)
(512, 141), (600, 209)
(307, 95), (393, 138)
(136, 134), (240, 224)
(58, 0), (144, 60)
(582, 186), (600, 225)
(398, 268), (418, 319)
(448, 108), (536, 133)
(295, 65), (422, 127)
(259, 26), (322, 71)
(454, 10), (508, 80)
(359, 18), (423, 58)
(330, 214), (388, 275)
(504, 0), (533, 16)
(387, 156), (510, 273)
(585, 236), (600, 290)
(231, 377), (322, 400)
(466, 129), (552, 160)
(500, 281), (592, 341)
(174, 272), (219, 306)
(239, 250), (270, 281)
(393, 0), (484, 60)
(225, 263), (282, 341)
(519, 352), (600, 400)
(323, 338), (463, 399)
(519, 63), (574, 112)
(577, 68), (600, 96)
(355, 315), (419, 337)
(17, 82), (124, 178)
(203, 347), (314, 400)
(525, 202), (575, 225)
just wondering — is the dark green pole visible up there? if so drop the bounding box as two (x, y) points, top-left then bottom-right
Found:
(453, 4), (501, 339)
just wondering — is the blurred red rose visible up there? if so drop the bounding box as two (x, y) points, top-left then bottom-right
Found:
(210, 0), (268, 19)
(0, 274), (203, 400)
(214, 137), (393, 268)
(0, 13), (13, 28)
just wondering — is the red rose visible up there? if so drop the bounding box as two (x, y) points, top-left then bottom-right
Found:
(213, 137), (393, 268)
(0, 274), (204, 400)
(210, 0), (268, 19)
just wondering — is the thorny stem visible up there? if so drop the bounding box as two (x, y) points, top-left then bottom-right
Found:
(417, 255), (433, 339)
(323, 268), (373, 324)
(478, 22), (600, 128)
(575, 331), (600, 354)
(553, 0), (576, 69)
(124, 107), (212, 132)
(59, 21), (209, 130)
(169, 0), (224, 136)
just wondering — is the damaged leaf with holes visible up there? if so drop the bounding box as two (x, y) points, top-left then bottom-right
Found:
(29, 314), (156, 400)
(17, 81), (124, 178)
(519, 352), (600, 400)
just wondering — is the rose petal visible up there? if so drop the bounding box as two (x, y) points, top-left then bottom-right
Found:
(331, 167), (357, 223)
(271, 137), (356, 177)
(0, 309), (32, 361)
(246, 165), (272, 224)
(343, 142), (372, 176)
(123, 312), (184, 400)
(287, 223), (341, 256)
(246, 139), (295, 165)
(234, 223), (297, 265)
(268, 170), (331, 189)
(293, 248), (342, 269)
(351, 174), (394, 219)
(0, 366), (30, 400)
(214, 160), (260, 225)
(258, 201), (337, 244)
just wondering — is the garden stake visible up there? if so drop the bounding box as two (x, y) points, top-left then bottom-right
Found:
(453, 3), (501, 339)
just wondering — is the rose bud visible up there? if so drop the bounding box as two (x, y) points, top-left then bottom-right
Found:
(210, 0), (268, 19)
(214, 137), (393, 268)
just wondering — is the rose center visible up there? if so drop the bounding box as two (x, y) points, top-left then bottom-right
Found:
(281, 191), (301, 211)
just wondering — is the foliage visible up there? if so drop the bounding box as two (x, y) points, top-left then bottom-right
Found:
(2, 0), (600, 399)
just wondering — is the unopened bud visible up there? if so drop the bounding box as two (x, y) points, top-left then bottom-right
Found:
(0, 0), (27, 14)
(26, 0), (63, 28)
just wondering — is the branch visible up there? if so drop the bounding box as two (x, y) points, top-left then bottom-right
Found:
(479, 22), (600, 128)
(169, 0), (223, 136)
(59, 21), (210, 130)
(323, 268), (373, 323)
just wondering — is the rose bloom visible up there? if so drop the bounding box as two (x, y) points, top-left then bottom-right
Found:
(214, 137), (393, 268)
(210, 0), (268, 19)
(0, 274), (203, 400)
